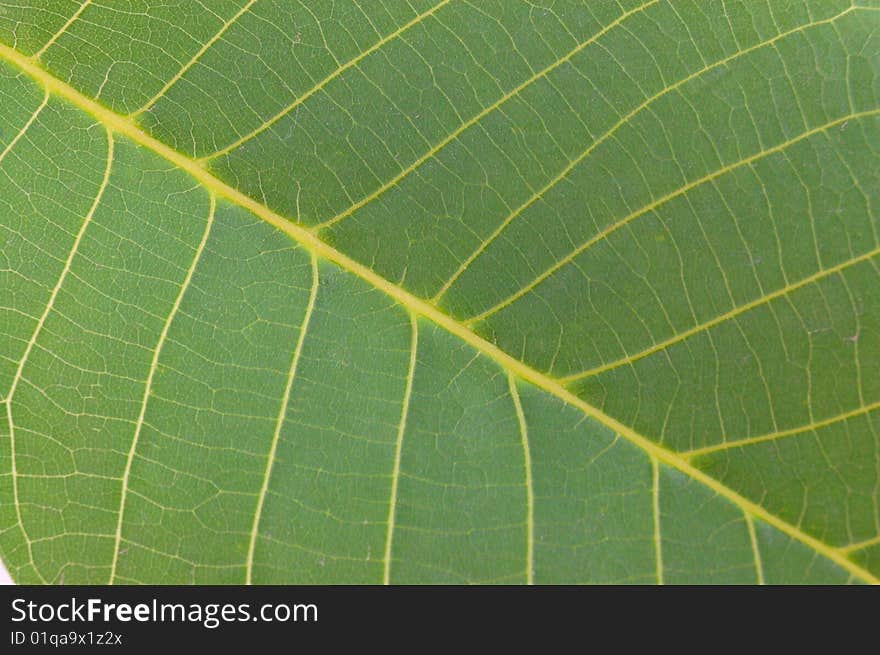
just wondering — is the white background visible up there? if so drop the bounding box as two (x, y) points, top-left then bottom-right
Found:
(1, 559), (13, 584)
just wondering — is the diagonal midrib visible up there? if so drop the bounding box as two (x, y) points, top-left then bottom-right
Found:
(1, 42), (875, 585)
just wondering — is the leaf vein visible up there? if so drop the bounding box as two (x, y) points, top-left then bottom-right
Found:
(432, 6), (860, 301)
(200, 0), (452, 161)
(108, 192), (216, 584)
(383, 313), (418, 585)
(1, 42), (874, 583)
(508, 374), (534, 585)
(128, 0), (259, 118)
(466, 110), (879, 325)
(314, 0), (660, 231)
(245, 252), (319, 584)
(563, 246), (880, 383)
(32, 0), (92, 60)
(684, 400), (880, 459)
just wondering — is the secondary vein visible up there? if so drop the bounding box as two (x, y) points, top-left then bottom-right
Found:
(128, 0), (259, 118)
(246, 253), (319, 584)
(109, 192), (216, 584)
(465, 109), (879, 326)
(33, 0), (92, 60)
(431, 6), (859, 303)
(3, 121), (111, 583)
(383, 314), (418, 585)
(200, 0), (452, 162)
(0, 88), (48, 167)
(315, 0), (658, 231)
(684, 399), (880, 459)
(652, 458), (663, 585)
(0, 41), (875, 584)
(563, 246), (880, 384)
(508, 374), (534, 585)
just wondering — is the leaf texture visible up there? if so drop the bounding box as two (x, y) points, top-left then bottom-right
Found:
(0, 0), (878, 584)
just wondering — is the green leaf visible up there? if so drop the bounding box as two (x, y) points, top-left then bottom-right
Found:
(0, 0), (877, 584)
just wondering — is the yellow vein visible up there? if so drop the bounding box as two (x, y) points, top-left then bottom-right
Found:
(5, 126), (111, 404)
(683, 399), (880, 459)
(33, 0), (92, 60)
(0, 89), (48, 167)
(466, 109), (879, 326)
(508, 374), (534, 585)
(840, 534), (880, 554)
(384, 314), (418, 585)
(246, 253), (319, 584)
(315, 0), (658, 230)
(4, 126), (111, 585)
(746, 515), (765, 585)
(109, 192), (215, 584)
(129, 0), (258, 118)
(562, 245), (880, 383)
(432, 6), (858, 302)
(651, 457), (663, 585)
(200, 0), (451, 162)
(2, 43), (874, 584)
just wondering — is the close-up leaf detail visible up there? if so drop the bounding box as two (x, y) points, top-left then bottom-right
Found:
(0, 1), (878, 584)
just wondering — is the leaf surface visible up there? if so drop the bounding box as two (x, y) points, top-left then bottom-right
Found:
(0, 0), (878, 584)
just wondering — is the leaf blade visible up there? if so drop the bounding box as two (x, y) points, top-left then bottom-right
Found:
(0, 1), (877, 584)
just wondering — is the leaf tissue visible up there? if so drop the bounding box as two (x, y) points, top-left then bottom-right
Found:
(0, 1), (878, 584)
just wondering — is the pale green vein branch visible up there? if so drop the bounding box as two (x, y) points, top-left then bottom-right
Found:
(562, 246), (880, 384)
(431, 6), (859, 303)
(128, 0), (258, 118)
(109, 193), (215, 584)
(4, 125), (111, 584)
(508, 374), (534, 585)
(246, 253), (319, 584)
(652, 458), (663, 585)
(1, 43), (873, 584)
(383, 313), (418, 585)
(840, 534), (880, 554)
(746, 515), (765, 585)
(0, 89), (48, 167)
(200, 0), (452, 162)
(466, 109), (880, 326)
(33, 0), (92, 60)
(314, 0), (659, 230)
(683, 398), (880, 459)
(5, 126), (111, 403)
